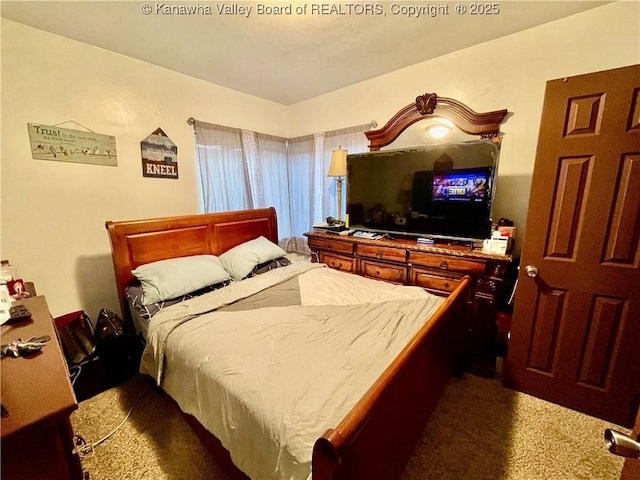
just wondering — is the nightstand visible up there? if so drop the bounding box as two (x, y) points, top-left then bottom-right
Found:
(1, 296), (84, 480)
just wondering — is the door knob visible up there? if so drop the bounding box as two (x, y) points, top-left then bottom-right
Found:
(525, 265), (539, 278)
(605, 429), (640, 458)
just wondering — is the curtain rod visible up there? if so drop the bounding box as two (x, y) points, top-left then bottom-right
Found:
(187, 117), (377, 130)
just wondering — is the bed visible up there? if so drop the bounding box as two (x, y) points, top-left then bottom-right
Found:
(106, 207), (471, 480)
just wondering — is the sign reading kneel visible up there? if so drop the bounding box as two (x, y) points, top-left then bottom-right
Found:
(141, 128), (178, 179)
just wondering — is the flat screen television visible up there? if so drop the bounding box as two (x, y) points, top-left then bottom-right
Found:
(346, 139), (500, 242)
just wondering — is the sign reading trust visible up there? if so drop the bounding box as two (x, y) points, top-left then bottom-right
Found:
(141, 128), (178, 179)
(28, 123), (117, 166)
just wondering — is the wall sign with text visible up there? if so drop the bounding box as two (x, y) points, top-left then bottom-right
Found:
(28, 123), (117, 166)
(141, 128), (178, 179)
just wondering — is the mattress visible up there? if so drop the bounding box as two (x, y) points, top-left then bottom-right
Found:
(127, 299), (150, 339)
(140, 261), (444, 480)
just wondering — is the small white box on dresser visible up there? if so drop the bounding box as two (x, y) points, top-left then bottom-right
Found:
(483, 231), (510, 254)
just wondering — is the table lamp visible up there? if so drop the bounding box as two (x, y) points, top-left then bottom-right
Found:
(327, 147), (348, 221)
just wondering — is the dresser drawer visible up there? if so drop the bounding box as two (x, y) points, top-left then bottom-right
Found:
(359, 259), (407, 284)
(319, 252), (356, 273)
(357, 244), (406, 263)
(308, 237), (354, 256)
(410, 268), (462, 293)
(409, 252), (485, 274)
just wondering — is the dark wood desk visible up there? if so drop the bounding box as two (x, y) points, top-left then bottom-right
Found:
(1, 296), (83, 480)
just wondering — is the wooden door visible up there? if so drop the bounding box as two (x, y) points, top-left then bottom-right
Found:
(503, 64), (640, 427)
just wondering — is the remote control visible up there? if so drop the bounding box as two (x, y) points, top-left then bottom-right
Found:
(8, 304), (31, 323)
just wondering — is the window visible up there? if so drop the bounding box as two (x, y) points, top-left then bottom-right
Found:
(194, 120), (369, 253)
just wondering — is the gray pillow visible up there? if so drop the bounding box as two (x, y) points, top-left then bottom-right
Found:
(132, 254), (231, 305)
(220, 236), (287, 280)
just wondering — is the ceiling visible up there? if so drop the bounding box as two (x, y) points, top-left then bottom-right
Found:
(1, 1), (609, 105)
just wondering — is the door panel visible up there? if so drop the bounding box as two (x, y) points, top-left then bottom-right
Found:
(504, 64), (640, 427)
(545, 156), (590, 259)
(604, 153), (640, 266)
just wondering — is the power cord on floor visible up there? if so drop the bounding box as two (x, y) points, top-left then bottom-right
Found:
(73, 387), (149, 460)
(70, 365), (82, 385)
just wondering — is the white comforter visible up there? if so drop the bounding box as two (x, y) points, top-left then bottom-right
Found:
(140, 261), (444, 480)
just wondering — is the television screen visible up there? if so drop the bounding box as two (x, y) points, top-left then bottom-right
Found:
(432, 169), (490, 202)
(346, 140), (500, 242)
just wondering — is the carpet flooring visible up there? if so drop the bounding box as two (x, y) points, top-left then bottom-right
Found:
(70, 372), (628, 480)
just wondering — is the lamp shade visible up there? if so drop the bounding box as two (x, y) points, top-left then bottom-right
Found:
(327, 148), (348, 177)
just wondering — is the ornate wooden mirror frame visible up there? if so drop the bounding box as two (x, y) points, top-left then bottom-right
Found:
(365, 92), (508, 151)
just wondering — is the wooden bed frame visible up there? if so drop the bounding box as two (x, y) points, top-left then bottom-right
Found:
(106, 206), (471, 480)
(106, 207), (279, 322)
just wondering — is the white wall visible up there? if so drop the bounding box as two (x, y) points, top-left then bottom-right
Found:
(1, 19), (288, 317)
(1, 1), (638, 318)
(287, 1), (640, 254)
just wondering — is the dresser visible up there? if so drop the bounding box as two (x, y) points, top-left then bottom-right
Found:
(305, 229), (513, 376)
(1, 296), (84, 480)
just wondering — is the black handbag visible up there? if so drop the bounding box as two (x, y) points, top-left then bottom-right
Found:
(95, 308), (127, 346)
(95, 308), (137, 383)
(54, 311), (96, 365)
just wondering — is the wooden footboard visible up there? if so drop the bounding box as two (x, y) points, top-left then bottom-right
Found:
(312, 276), (472, 480)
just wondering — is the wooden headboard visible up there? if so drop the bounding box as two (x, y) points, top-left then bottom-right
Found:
(105, 207), (278, 314)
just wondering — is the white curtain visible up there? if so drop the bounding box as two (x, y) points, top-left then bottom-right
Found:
(195, 122), (251, 212)
(194, 120), (370, 253)
(285, 134), (316, 253)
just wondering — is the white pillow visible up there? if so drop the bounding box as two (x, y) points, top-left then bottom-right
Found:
(220, 236), (287, 281)
(132, 254), (231, 305)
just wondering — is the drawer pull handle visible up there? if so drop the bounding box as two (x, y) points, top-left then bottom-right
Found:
(439, 260), (448, 270)
(444, 282), (449, 288)
(376, 249), (383, 259)
(376, 270), (381, 276)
